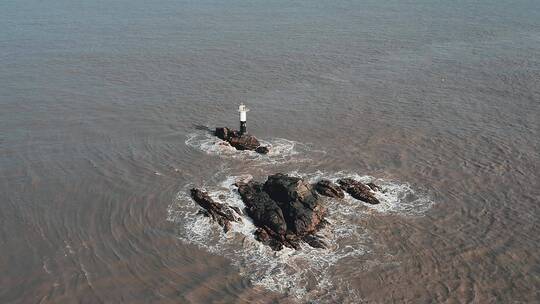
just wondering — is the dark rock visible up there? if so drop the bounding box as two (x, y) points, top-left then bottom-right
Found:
(237, 174), (328, 251)
(254, 227), (270, 243)
(215, 127), (233, 141)
(337, 178), (380, 205)
(190, 188), (242, 232)
(284, 234), (301, 250)
(302, 234), (328, 249)
(264, 174), (317, 208)
(214, 127), (270, 154)
(192, 174), (330, 251)
(255, 227), (285, 251)
(237, 181), (288, 236)
(263, 174), (325, 235)
(230, 205), (243, 216)
(367, 182), (382, 192)
(228, 134), (260, 151)
(254, 228), (282, 251)
(215, 127), (228, 140)
(314, 179), (345, 199)
(255, 146), (270, 154)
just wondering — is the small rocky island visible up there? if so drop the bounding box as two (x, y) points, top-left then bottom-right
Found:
(190, 173), (382, 251)
(191, 105), (383, 250)
(213, 103), (270, 154)
(215, 127), (270, 154)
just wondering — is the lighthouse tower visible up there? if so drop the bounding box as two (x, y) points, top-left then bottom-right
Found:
(238, 103), (249, 135)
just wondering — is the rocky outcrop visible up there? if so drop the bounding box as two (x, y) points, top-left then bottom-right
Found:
(228, 134), (260, 151)
(236, 181), (288, 236)
(190, 189), (242, 232)
(337, 178), (380, 205)
(214, 127), (233, 141)
(190, 175), (384, 251)
(263, 174), (326, 235)
(237, 173), (328, 251)
(215, 127), (269, 154)
(314, 179), (345, 199)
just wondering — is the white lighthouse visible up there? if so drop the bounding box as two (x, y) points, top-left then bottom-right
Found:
(238, 103), (249, 135)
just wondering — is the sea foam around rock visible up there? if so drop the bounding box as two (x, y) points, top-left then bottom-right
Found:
(185, 132), (326, 165)
(167, 171), (433, 302)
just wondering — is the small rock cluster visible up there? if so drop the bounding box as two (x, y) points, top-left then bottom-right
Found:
(187, 124), (385, 250)
(190, 173), (383, 251)
(314, 178), (381, 204)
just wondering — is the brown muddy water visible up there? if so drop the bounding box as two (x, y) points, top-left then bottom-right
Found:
(1, 0), (539, 303)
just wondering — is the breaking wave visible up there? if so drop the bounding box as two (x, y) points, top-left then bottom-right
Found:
(185, 132), (326, 165)
(167, 172), (434, 302)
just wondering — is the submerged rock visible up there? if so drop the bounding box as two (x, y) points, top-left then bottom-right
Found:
(237, 173), (328, 251)
(214, 127), (269, 154)
(190, 188), (242, 232)
(314, 179), (345, 199)
(337, 178), (380, 205)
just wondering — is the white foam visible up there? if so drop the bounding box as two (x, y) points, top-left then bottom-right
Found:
(185, 132), (325, 165)
(166, 171), (434, 302)
(301, 170), (434, 216)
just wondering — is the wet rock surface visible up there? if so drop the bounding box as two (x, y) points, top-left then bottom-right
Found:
(236, 181), (288, 236)
(190, 175), (383, 250)
(190, 188), (242, 232)
(337, 178), (380, 205)
(367, 182), (382, 192)
(314, 179), (345, 199)
(215, 127), (269, 154)
(237, 173), (328, 250)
